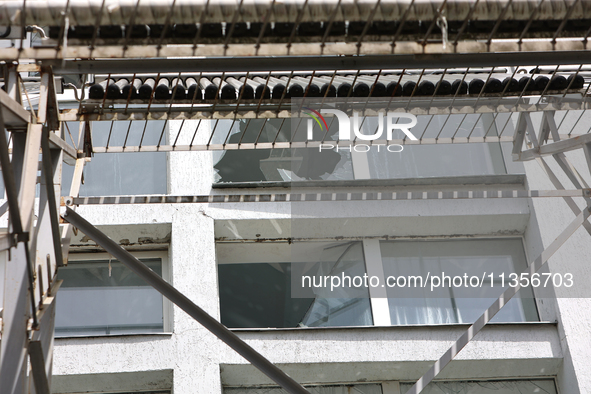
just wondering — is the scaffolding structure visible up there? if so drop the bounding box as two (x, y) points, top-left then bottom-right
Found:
(1, 1), (591, 394)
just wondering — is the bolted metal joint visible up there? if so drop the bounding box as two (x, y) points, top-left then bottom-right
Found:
(16, 231), (29, 243)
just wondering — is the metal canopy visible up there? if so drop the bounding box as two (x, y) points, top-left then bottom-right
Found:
(3, 0), (590, 25)
(2, 0), (591, 59)
(58, 64), (591, 154)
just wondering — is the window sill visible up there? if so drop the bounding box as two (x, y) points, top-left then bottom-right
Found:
(228, 321), (556, 333)
(55, 332), (173, 340)
(213, 174), (526, 190)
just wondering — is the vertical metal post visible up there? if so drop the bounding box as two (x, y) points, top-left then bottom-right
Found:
(39, 128), (65, 272)
(5, 65), (22, 105)
(0, 83), (31, 394)
(28, 341), (50, 394)
(0, 242), (31, 394)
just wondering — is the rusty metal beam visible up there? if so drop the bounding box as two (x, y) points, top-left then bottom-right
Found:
(51, 51), (591, 74)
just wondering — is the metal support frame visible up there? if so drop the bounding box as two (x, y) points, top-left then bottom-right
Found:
(61, 208), (310, 394)
(0, 65), (70, 394)
(60, 99), (591, 154)
(28, 341), (50, 394)
(40, 128), (65, 270)
(536, 157), (591, 237)
(60, 121), (88, 266)
(50, 52), (591, 74)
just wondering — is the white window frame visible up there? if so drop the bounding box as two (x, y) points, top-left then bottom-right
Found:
(223, 378), (558, 394)
(362, 236), (538, 326)
(217, 236), (538, 328)
(58, 250), (173, 336)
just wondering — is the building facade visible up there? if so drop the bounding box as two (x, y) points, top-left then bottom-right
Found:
(1, 2), (591, 394)
(50, 113), (591, 394)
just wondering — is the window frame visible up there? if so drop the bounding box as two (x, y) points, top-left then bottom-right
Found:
(363, 236), (539, 326)
(222, 378), (558, 394)
(56, 250), (173, 337)
(216, 235), (539, 328)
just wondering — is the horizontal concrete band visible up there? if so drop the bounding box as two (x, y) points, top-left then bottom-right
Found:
(67, 189), (591, 206)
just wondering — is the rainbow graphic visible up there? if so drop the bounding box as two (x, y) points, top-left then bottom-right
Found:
(303, 107), (328, 132)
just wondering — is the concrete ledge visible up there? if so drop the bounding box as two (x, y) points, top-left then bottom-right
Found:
(220, 324), (561, 385)
(69, 222), (172, 252)
(213, 174), (527, 190)
(51, 369), (173, 393)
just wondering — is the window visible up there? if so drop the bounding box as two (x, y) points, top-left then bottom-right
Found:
(212, 113), (509, 184)
(399, 379), (557, 394)
(224, 380), (557, 394)
(380, 239), (538, 325)
(216, 238), (537, 329)
(55, 251), (171, 337)
(217, 241), (373, 328)
(55, 392), (170, 394)
(61, 120), (168, 196)
(224, 383), (383, 394)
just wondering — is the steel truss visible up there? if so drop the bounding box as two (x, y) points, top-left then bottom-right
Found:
(0, 62), (312, 394)
(0, 65), (65, 394)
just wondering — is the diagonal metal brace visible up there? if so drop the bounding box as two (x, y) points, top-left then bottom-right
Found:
(28, 341), (50, 394)
(405, 204), (591, 394)
(40, 128), (65, 267)
(62, 207), (310, 394)
(0, 89), (24, 237)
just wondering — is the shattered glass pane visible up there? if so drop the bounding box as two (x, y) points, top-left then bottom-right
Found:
(217, 241), (372, 329)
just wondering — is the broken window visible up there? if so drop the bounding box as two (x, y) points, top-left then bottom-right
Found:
(217, 237), (538, 329)
(217, 241), (373, 329)
(213, 113), (508, 184)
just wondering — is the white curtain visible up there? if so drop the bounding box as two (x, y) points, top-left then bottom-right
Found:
(380, 239), (537, 325)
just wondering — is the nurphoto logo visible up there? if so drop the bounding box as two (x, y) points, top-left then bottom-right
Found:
(303, 108), (418, 153)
